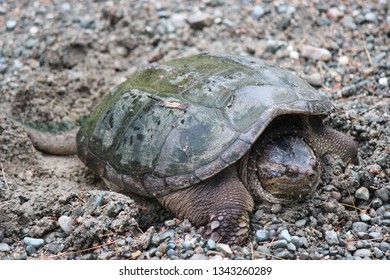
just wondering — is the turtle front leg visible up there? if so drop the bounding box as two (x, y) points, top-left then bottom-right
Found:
(307, 117), (359, 165)
(157, 166), (254, 245)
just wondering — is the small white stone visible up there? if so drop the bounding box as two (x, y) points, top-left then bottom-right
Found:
(300, 45), (332, 61)
(378, 77), (388, 87)
(290, 50), (299, 60)
(216, 243), (232, 255)
(29, 26), (39, 34)
(338, 55), (349, 65)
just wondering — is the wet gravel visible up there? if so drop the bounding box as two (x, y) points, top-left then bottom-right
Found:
(0, 0), (389, 260)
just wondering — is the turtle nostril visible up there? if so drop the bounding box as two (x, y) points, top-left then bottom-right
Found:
(309, 158), (317, 169)
(306, 169), (317, 180)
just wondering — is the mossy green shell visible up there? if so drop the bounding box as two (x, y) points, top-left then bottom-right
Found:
(76, 52), (332, 197)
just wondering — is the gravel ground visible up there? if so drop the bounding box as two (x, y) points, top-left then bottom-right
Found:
(0, 0), (389, 260)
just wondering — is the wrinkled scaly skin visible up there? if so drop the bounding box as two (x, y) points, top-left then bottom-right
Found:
(26, 53), (359, 244)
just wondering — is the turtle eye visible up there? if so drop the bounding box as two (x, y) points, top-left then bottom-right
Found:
(286, 165), (299, 177)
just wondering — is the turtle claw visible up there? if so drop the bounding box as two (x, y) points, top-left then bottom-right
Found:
(205, 210), (250, 245)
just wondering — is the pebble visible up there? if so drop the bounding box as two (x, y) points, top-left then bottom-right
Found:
(25, 245), (37, 256)
(256, 245), (271, 255)
(270, 239), (288, 249)
(382, 219), (390, 226)
(360, 213), (371, 222)
(353, 249), (371, 258)
(58, 215), (74, 234)
(60, 2), (71, 11)
(269, 229), (277, 239)
(28, 59), (40, 69)
(206, 239), (216, 250)
(364, 12), (378, 23)
(318, 17), (331, 26)
(363, 67), (374, 77)
(216, 243), (232, 255)
(374, 189), (389, 202)
(160, 229), (175, 241)
(379, 241), (390, 251)
(182, 241), (192, 251)
(300, 45), (331, 61)
(190, 254), (207, 260)
(336, 247), (345, 256)
(346, 242), (357, 252)
(369, 232), (383, 240)
(186, 12), (213, 30)
(171, 13), (187, 27)
(352, 222), (369, 232)
(104, 201), (122, 217)
(330, 191), (342, 201)
(355, 187), (370, 201)
(302, 72), (323, 87)
(276, 5), (287, 14)
(47, 243), (65, 253)
(338, 56), (349, 65)
(373, 52), (387, 64)
(379, 77), (388, 87)
(299, 252), (310, 260)
(23, 237), (44, 249)
(279, 229), (292, 242)
(342, 16), (357, 29)
(287, 243), (296, 251)
(327, 7), (344, 21)
(295, 219), (306, 227)
(372, 198), (383, 209)
(29, 26), (39, 35)
(300, 237), (310, 248)
(0, 63), (8, 74)
(25, 37), (39, 49)
(6, 20), (17, 30)
(341, 84), (357, 97)
(357, 232), (369, 239)
(289, 50), (299, 60)
(164, 219), (176, 227)
(310, 251), (322, 260)
(1, 238), (12, 244)
(325, 230), (339, 245)
(270, 204), (282, 213)
(252, 5), (265, 20)
(167, 248), (177, 258)
(290, 236), (303, 248)
(253, 209), (263, 220)
(0, 243), (10, 252)
(373, 247), (383, 258)
(274, 249), (293, 259)
(255, 229), (270, 242)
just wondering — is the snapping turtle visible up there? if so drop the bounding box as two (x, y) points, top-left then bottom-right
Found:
(27, 53), (358, 244)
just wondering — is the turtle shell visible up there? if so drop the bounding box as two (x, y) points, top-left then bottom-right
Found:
(76, 52), (333, 197)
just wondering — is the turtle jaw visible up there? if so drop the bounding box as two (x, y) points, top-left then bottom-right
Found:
(258, 169), (320, 202)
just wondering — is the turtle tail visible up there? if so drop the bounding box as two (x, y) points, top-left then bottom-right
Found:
(25, 126), (79, 155)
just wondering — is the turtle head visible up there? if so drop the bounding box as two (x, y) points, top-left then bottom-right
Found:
(253, 135), (320, 203)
